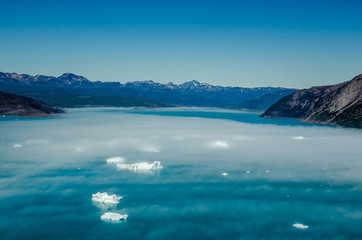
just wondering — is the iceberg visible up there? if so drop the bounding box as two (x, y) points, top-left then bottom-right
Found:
(221, 172), (228, 176)
(92, 192), (122, 204)
(106, 157), (125, 164)
(292, 223), (309, 229)
(210, 140), (228, 148)
(101, 212), (128, 222)
(293, 136), (304, 140)
(116, 161), (163, 172)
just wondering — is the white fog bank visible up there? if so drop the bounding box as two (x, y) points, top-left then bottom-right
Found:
(0, 107), (361, 183)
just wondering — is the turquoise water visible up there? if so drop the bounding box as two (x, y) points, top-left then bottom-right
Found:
(126, 108), (318, 127)
(0, 108), (361, 239)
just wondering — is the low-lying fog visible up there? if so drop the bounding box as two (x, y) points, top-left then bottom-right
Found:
(0, 108), (361, 239)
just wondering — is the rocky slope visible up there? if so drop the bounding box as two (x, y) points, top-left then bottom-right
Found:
(0, 91), (64, 117)
(261, 74), (362, 128)
(0, 72), (294, 108)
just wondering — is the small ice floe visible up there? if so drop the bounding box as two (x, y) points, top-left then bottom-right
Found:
(221, 172), (229, 176)
(101, 212), (128, 222)
(92, 192), (122, 204)
(293, 136), (304, 140)
(265, 170), (270, 174)
(117, 161), (163, 172)
(245, 170), (250, 174)
(210, 140), (228, 149)
(13, 143), (22, 148)
(106, 157), (125, 164)
(292, 223), (309, 229)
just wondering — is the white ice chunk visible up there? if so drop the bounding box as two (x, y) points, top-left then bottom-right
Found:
(221, 172), (228, 176)
(293, 136), (304, 140)
(101, 212), (128, 221)
(292, 223), (309, 229)
(92, 192), (122, 204)
(210, 141), (228, 148)
(13, 143), (22, 148)
(116, 161), (163, 172)
(106, 157), (125, 164)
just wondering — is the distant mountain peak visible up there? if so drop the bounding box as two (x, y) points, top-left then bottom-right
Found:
(0, 72), (32, 81)
(181, 80), (209, 88)
(58, 73), (89, 82)
(141, 80), (155, 84)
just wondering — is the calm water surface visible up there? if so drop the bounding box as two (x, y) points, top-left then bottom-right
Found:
(0, 108), (361, 239)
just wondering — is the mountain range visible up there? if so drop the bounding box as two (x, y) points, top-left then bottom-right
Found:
(261, 74), (362, 128)
(0, 72), (295, 109)
(1, 72), (361, 128)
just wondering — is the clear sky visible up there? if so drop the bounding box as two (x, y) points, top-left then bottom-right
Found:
(0, 0), (361, 88)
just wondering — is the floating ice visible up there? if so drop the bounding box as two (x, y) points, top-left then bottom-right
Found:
(246, 170), (250, 174)
(221, 172), (228, 176)
(106, 157), (125, 164)
(101, 212), (128, 222)
(117, 161), (163, 172)
(293, 136), (304, 140)
(292, 223), (309, 229)
(92, 192), (122, 204)
(210, 140), (228, 148)
(13, 143), (22, 148)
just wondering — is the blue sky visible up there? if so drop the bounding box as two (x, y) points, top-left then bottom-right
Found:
(0, 0), (361, 88)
